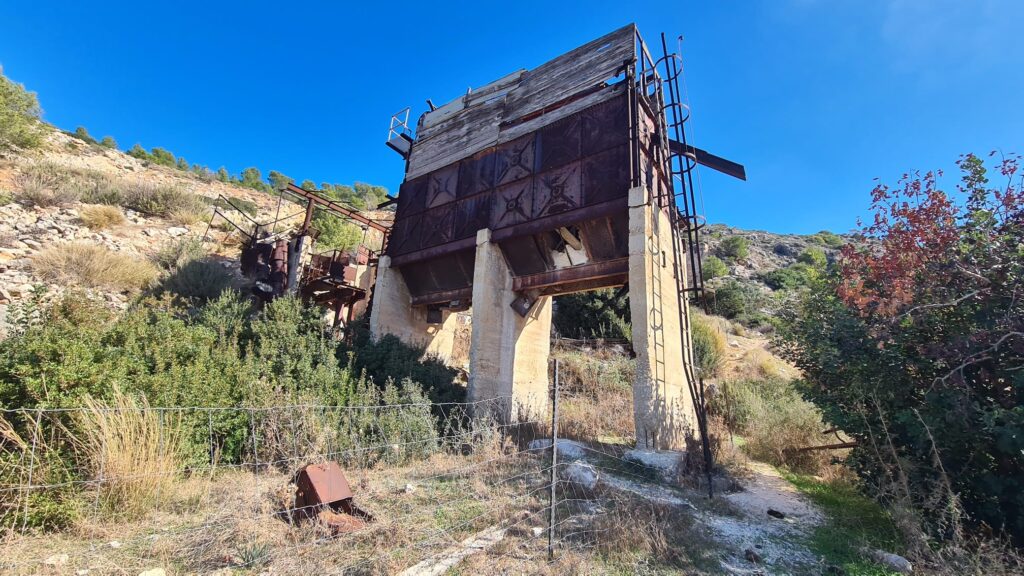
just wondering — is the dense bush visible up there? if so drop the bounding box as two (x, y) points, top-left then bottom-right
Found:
(313, 211), (363, 252)
(701, 255), (729, 280)
(780, 154), (1024, 543)
(809, 230), (845, 248)
(691, 312), (725, 379)
(713, 378), (829, 473)
(707, 280), (763, 322)
(719, 235), (749, 261)
(797, 247), (827, 267)
(0, 70), (43, 150)
(552, 288), (631, 341)
(762, 262), (815, 291)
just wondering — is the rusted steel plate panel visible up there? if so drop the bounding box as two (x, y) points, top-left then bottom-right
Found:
(419, 203), (455, 248)
(400, 250), (475, 298)
(426, 164), (459, 209)
(457, 149), (496, 198)
(453, 194), (493, 241)
(582, 144), (630, 206)
(580, 93), (629, 157)
(499, 236), (551, 276)
(533, 162), (582, 218)
(579, 213), (629, 261)
(494, 135), (535, 187)
(491, 179), (534, 230)
(410, 287), (474, 307)
(502, 24), (635, 124)
(396, 177), (427, 218)
(538, 114), (581, 173)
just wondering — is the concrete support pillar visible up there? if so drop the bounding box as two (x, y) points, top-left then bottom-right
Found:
(468, 229), (552, 422)
(627, 186), (694, 450)
(368, 255), (462, 362)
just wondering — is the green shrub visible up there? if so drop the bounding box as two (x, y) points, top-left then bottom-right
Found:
(0, 189), (12, 206)
(72, 126), (96, 144)
(714, 378), (828, 473)
(552, 288), (631, 341)
(157, 259), (235, 302)
(341, 324), (464, 405)
(99, 136), (117, 149)
(0, 71), (43, 150)
(762, 263), (814, 291)
(691, 313), (725, 379)
(701, 255), (729, 281)
(121, 181), (202, 217)
(708, 280), (761, 321)
(313, 211), (363, 251)
(719, 236), (749, 261)
(797, 247), (827, 268)
(809, 230), (845, 248)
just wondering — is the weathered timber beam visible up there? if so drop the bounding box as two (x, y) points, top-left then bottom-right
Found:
(410, 287), (473, 307)
(512, 257), (630, 292)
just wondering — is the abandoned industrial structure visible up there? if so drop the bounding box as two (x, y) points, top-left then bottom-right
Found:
(212, 24), (744, 454)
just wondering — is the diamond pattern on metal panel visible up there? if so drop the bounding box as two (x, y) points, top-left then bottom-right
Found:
(533, 161), (581, 218)
(494, 135), (535, 186)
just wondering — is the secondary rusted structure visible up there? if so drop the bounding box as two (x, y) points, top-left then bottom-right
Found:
(373, 24), (744, 451)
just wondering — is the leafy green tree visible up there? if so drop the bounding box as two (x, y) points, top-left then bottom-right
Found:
(216, 167), (230, 182)
(701, 255), (729, 280)
(99, 135), (117, 148)
(72, 126), (96, 144)
(300, 179), (316, 191)
(240, 167), (270, 192)
(268, 170), (293, 192)
(128, 143), (150, 161)
(313, 212), (363, 251)
(781, 154), (1024, 543)
(720, 235), (749, 261)
(797, 247), (827, 268)
(0, 70), (43, 149)
(149, 147), (176, 167)
(552, 288), (631, 340)
(176, 157), (189, 171)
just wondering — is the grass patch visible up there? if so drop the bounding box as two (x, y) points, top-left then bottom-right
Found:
(781, 470), (903, 575)
(73, 387), (186, 519)
(32, 243), (159, 291)
(79, 204), (125, 230)
(121, 181), (202, 217)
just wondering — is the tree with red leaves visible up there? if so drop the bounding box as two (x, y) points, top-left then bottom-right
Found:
(781, 153), (1024, 546)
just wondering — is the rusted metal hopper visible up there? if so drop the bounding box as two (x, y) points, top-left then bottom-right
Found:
(293, 462), (374, 534)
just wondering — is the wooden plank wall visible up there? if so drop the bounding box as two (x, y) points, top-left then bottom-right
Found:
(406, 24), (635, 180)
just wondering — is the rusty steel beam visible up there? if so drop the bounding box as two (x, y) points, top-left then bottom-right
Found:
(512, 257), (629, 292)
(410, 287), (473, 307)
(284, 183), (392, 233)
(389, 236), (478, 268)
(491, 197), (627, 243)
(667, 140), (747, 181)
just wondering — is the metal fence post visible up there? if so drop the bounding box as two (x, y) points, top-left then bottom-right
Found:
(548, 358), (559, 560)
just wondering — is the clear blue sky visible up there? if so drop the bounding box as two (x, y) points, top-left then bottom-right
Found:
(2, 1), (1021, 234)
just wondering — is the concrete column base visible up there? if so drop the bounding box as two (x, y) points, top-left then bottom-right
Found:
(467, 229), (552, 423)
(368, 255), (464, 363)
(627, 186), (695, 450)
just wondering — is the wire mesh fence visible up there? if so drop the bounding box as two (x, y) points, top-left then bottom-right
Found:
(0, 359), (688, 574)
(0, 394), (571, 574)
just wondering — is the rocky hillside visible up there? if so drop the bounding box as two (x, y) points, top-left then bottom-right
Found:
(0, 128), (388, 335)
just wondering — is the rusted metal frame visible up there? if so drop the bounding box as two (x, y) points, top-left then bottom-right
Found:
(388, 236), (477, 268)
(511, 257), (629, 292)
(667, 140), (747, 181)
(489, 197), (627, 243)
(626, 57), (641, 190)
(410, 287), (473, 307)
(656, 31), (714, 498)
(536, 274), (628, 297)
(284, 183), (391, 233)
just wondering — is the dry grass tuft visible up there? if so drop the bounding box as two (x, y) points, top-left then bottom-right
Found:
(169, 205), (210, 226)
(32, 243), (159, 291)
(78, 204), (125, 230)
(552, 345), (635, 442)
(71, 387), (186, 519)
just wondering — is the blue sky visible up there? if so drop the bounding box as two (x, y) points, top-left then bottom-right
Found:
(2, 1), (1021, 234)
